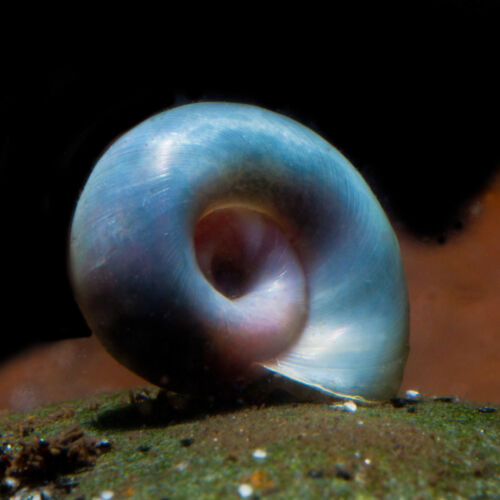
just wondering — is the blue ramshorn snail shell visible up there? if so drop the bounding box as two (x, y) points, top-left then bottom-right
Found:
(69, 102), (409, 402)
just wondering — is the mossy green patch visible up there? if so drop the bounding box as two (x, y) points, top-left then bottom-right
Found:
(1, 389), (498, 499)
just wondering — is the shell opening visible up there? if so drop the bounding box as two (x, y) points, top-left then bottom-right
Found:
(194, 207), (260, 300)
(193, 206), (309, 369)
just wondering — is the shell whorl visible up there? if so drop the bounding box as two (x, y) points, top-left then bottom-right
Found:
(70, 102), (409, 402)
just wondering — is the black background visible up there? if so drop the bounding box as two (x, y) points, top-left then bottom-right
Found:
(1, 3), (499, 362)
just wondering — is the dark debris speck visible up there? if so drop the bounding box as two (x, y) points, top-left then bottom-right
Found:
(478, 407), (497, 414)
(335, 464), (352, 480)
(180, 438), (195, 447)
(308, 469), (324, 478)
(432, 397), (457, 403)
(22, 426), (34, 437)
(138, 445), (151, 452)
(390, 397), (421, 408)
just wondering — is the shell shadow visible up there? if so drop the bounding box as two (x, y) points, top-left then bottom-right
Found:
(87, 375), (331, 431)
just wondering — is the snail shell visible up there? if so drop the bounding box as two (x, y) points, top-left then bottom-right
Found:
(69, 102), (409, 402)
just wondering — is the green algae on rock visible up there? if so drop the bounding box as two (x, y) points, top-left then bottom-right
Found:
(0, 389), (498, 499)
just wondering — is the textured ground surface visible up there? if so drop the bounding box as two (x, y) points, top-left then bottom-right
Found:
(0, 389), (498, 499)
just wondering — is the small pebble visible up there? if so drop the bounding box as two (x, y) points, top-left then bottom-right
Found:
(237, 483), (254, 498)
(9, 489), (28, 500)
(12, 489), (44, 500)
(174, 460), (189, 472)
(252, 448), (267, 460)
(96, 439), (112, 450)
(405, 389), (421, 400)
(3, 476), (20, 490)
(364, 458), (372, 466)
(100, 490), (114, 500)
(343, 400), (357, 412)
(330, 400), (357, 413)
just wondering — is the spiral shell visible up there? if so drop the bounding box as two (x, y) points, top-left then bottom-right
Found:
(70, 102), (409, 402)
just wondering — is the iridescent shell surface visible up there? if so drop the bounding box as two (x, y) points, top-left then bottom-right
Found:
(70, 102), (409, 402)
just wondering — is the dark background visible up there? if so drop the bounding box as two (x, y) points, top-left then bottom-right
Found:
(1, 3), (499, 362)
